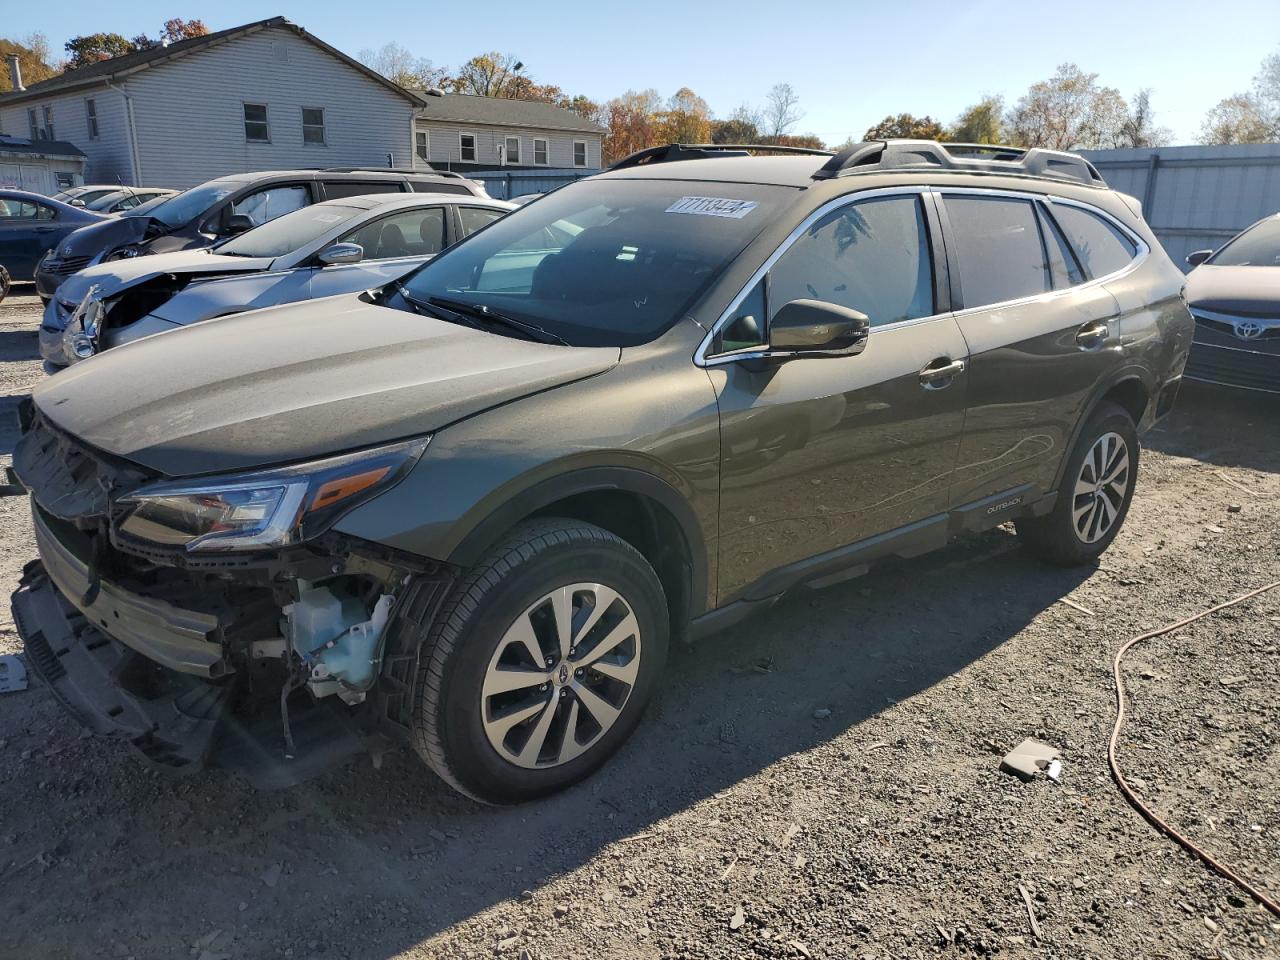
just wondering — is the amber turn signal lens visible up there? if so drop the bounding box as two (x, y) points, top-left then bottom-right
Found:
(308, 466), (391, 513)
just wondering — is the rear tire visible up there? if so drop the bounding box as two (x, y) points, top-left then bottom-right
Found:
(1016, 402), (1139, 566)
(0, 267), (10, 305)
(411, 518), (668, 804)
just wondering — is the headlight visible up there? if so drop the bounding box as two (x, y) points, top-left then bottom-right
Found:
(117, 437), (429, 553)
(62, 285), (106, 363)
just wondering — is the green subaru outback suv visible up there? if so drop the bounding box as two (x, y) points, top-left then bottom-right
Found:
(11, 141), (1193, 803)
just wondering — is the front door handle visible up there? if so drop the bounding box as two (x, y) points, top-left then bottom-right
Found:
(919, 357), (966, 388)
(1075, 321), (1110, 349)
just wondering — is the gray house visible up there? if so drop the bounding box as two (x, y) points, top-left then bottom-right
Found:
(0, 17), (604, 191)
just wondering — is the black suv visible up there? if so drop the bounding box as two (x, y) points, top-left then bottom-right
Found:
(10, 141), (1193, 803)
(33, 167), (487, 300)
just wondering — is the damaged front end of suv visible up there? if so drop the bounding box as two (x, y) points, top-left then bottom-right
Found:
(9, 402), (452, 787)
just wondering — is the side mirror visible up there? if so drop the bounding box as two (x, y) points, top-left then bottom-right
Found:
(768, 299), (870, 358)
(224, 214), (255, 236)
(69, 198), (86, 207)
(317, 242), (364, 266)
(1186, 249), (1213, 268)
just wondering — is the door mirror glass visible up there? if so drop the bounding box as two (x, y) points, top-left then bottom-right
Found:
(317, 242), (364, 266)
(224, 214), (255, 236)
(768, 299), (870, 357)
(1186, 249), (1213, 268)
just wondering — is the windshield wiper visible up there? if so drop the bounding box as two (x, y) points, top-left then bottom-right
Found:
(426, 296), (568, 346)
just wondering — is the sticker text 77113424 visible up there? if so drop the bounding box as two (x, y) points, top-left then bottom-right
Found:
(665, 196), (759, 220)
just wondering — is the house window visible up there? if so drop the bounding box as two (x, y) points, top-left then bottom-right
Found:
(243, 103), (270, 142)
(56, 172), (76, 190)
(42, 105), (54, 140)
(459, 133), (476, 163)
(415, 131), (429, 163)
(573, 141), (588, 167)
(302, 107), (325, 145)
(503, 136), (520, 165)
(85, 99), (99, 140)
(28, 109), (39, 141)
(533, 138), (548, 166)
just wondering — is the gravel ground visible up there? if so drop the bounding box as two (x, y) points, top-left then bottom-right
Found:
(0, 285), (1277, 960)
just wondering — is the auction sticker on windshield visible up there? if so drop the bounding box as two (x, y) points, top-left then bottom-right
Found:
(665, 196), (759, 219)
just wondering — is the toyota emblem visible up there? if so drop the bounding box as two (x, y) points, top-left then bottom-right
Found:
(62, 244), (72, 257)
(1233, 320), (1264, 341)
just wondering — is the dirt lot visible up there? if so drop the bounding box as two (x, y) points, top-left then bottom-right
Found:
(0, 285), (1276, 960)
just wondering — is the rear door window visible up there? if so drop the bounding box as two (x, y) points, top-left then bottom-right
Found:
(1036, 203), (1085, 288)
(944, 195), (1050, 309)
(459, 206), (504, 235)
(1048, 203), (1137, 279)
(766, 194), (934, 328)
(322, 180), (405, 199)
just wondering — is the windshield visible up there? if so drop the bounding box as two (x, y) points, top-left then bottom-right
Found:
(397, 179), (794, 347)
(122, 194), (172, 217)
(217, 203), (361, 258)
(84, 191), (133, 211)
(147, 181), (242, 228)
(1211, 217), (1280, 267)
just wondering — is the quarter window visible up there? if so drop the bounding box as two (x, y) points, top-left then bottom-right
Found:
(85, 99), (99, 139)
(766, 195), (934, 328)
(533, 138), (548, 165)
(1036, 204), (1085, 288)
(243, 103), (270, 142)
(504, 136), (520, 165)
(459, 206), (504, 235)
(573, 141), (588, 167)
(944, 195), (1050, 309)
(460, 133), (477, 162)
(1049, 203), (1137, 279)
(302, 107), (325, 145)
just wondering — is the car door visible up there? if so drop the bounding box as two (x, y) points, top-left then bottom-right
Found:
(0, 197), (59, 279)
(938, 190), (1129, 511)
(308, 205), (451, 299)
(708, 190), (970, 604)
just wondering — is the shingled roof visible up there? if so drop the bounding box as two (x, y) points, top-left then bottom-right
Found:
(417, 94), (605, 135)
(0, 135), (86, 159)
(0, 16), (419, 107)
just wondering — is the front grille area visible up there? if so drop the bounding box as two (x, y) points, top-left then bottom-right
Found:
(45, 255), (92, 276)
(1191, 312), (1280, 346)
(1184, 343), (1280, 393)
(12, 403), (153, 524)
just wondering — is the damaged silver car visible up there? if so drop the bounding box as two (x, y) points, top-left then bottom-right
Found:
(41, 193), (513, 368)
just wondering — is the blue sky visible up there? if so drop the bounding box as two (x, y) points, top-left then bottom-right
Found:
(7, 1), (1276, 145)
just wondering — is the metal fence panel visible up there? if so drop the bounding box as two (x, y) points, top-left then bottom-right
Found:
(470, 168), (598, 200)
(1079, 144), (1280, 270)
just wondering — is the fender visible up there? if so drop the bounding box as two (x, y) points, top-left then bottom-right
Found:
(1051, 365), (1155, 491)
(447, 465), (711, 620)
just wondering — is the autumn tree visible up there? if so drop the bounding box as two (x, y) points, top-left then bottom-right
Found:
(0, 34), (58, 91)
(64, 32), (133, 68)
(762, 83), (803, 139)
(711, 105), (762, 143)
(948, 96), (1004, 144)
(160, 18), (208, 43)
(602, 89), (662, 165)
(359, 41), (448, 90)
(450, 52), (527, 97)
(1005, 63), (1128, 149)
(1200, 46), (1280, 143)
(655, 87), (712, 143)
(863, 113), (946, 140)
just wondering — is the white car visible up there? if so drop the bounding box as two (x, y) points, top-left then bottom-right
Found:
(41, 193), (514, 368)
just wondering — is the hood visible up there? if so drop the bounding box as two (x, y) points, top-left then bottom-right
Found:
(54, 250), (273, 305)
(56, 215), (153, 261)
(1185, 265), (1280, 316)
(33, 295), (619, 477)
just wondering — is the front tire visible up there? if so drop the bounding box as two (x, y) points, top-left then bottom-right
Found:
(411, 519), (668, 804)
(1016, 402), (1139, 566)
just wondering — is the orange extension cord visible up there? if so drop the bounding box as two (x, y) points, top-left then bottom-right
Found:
(1108, 579), (1280, 918)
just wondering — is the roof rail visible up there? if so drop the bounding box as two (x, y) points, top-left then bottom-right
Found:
(609, 142), (833, 171)
(813, 140), (1105, 186)
(319, 166), (470, 179)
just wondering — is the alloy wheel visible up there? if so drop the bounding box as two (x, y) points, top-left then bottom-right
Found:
(1073, 431), (1130, 543)
(480, 583), (642, 769)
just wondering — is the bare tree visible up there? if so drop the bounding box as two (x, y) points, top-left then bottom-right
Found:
(762, 83), (803, 139)
(358, 42), (447, 90)
(1200, 93), (1273, 144)
(1115, 90), (1171, 148)
(948, 96), (1005, 144)
(450, 52), (526, 97)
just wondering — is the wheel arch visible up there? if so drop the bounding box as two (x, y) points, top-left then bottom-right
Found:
(446, 466), (711, 636)
(1053, 368), (1153, 491)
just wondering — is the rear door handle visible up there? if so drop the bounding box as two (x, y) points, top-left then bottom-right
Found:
(919, 357), (966, 388)
(1075, 321), (1110, 348)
